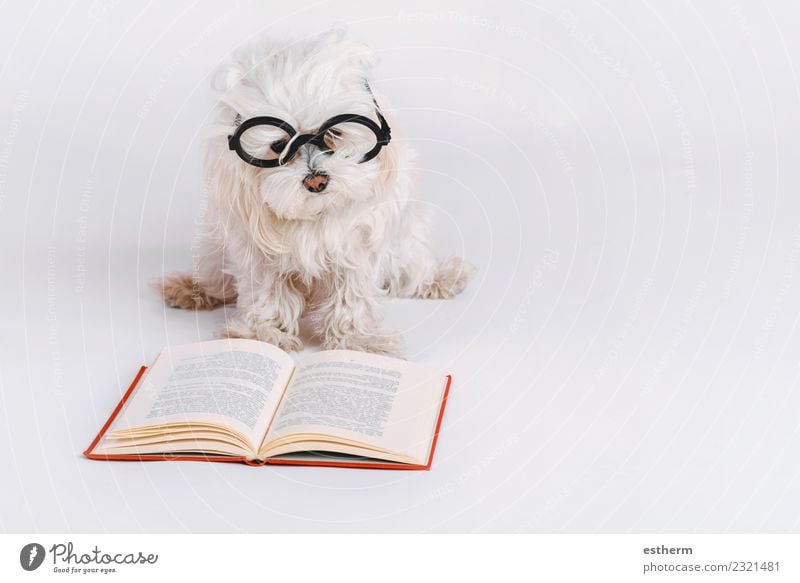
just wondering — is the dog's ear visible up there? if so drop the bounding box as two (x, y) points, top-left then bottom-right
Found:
(346, 40), (378, 73)
(314, 26), (378, 73)
(317, 23), (349, 44)
(342, 39), (378, 73)
(211, 59), (245, 93)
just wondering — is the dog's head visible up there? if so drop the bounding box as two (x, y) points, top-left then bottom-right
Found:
(211, 31), (396, 221)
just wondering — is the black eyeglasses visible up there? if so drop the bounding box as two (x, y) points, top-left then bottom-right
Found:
(227, 93), (391, 168)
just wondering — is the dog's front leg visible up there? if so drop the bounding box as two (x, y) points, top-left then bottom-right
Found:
(315, 268), (405, 357)
(219, 269), (304, 352)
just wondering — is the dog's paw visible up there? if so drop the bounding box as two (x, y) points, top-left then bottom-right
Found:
(218, 321), (303, 352)
(416, 257), (477, 299)
(325, 331), (406, 359)
(154, 273), (226, 310)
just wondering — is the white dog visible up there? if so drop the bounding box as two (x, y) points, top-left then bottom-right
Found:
(157, 30), (474, 356)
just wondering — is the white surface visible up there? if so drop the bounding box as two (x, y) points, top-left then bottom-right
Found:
(2, 0), (800, 532)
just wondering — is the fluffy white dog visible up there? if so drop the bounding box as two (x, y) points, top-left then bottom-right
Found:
(157, 30), (474, 356)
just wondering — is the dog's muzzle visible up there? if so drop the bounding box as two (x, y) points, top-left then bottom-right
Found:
(302, 170), (329, 193)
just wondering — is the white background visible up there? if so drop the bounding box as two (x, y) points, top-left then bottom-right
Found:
(2, 0), (800, 532)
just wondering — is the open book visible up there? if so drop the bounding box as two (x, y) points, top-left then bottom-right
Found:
(85, 339), (452, 470)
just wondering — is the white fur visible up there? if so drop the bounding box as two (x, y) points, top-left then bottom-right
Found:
(158, 30), (474, 357)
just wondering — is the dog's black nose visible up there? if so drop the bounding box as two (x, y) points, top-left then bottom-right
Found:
(303, 171), (328, 193)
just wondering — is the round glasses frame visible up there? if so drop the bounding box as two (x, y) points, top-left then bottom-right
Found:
(227, 112), (391, 168)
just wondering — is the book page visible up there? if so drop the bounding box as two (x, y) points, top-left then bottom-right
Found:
(260, 350), (445, 463)
(100, 338), (295, 453)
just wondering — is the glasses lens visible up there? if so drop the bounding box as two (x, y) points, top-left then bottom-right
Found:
(237, 123), (292, 163)
(321, 121), (379, 161)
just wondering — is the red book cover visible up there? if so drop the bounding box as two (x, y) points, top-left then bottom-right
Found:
(84, 366), (452, 470)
